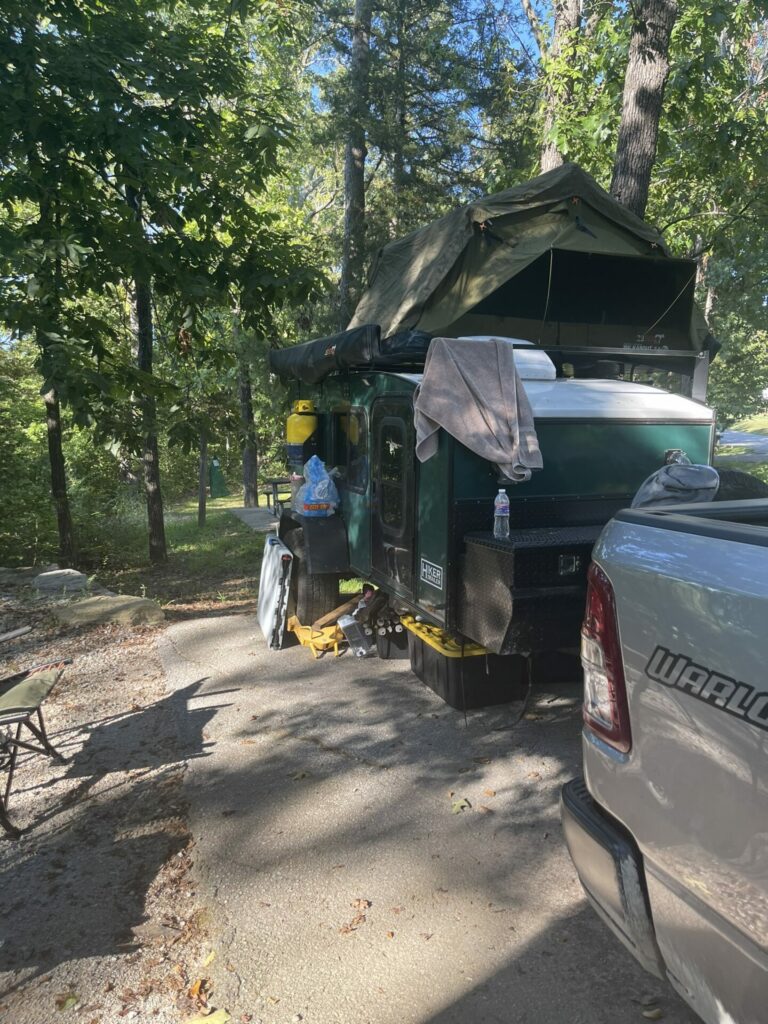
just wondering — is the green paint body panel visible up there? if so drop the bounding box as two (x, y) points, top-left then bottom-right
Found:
(452, 423), (713, 500)
(295, 371), (713, 630)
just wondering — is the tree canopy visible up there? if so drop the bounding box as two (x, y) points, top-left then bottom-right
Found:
(1, 0), (766, 568)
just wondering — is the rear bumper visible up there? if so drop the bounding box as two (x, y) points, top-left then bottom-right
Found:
(561, 777), (665, 979)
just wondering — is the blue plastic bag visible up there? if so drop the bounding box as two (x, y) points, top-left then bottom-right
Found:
(293, 455), (339, 517)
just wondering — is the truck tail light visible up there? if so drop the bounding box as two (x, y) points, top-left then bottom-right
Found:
(581, 563), (632, 753)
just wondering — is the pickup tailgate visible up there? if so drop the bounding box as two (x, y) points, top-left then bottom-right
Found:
(589, 503), (768, 1024)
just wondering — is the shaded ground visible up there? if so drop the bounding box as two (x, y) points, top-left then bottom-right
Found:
(1, 550), (701, 1024)
(160, 616), (700, 1024)
(0, 578), (222, 1022)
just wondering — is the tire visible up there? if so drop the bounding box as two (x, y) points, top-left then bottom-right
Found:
(714, 468), (768, 501)
(283, 527), (341, 625)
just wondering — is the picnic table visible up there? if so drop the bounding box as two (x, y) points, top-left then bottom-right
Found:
(263, 477), (292, 516)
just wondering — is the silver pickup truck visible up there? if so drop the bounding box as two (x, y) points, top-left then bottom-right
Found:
(561, 499), (768, 1024)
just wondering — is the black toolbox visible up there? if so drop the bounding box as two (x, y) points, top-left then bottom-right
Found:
(402, 616), (528, 709)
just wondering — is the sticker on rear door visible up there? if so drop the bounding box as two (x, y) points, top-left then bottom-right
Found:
(646, 645), (768, 733)
(420, 558), (443, 590)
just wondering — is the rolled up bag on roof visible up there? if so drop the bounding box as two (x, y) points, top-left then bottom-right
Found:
(268, 325), (432, 385)
(268, 325), (380, 385)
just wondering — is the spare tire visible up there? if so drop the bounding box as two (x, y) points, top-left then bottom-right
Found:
(283, 527), (340, 625)
(715, 468), (768, 501)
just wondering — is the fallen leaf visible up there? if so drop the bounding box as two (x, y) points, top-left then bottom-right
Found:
(390, 906), (404, 914)
(290, 771), (310, 781)
(642, 1011), (664, 1021)
(386, 931), (395, 939)
(478, 805), (494, 814)
(55, 992), (78, 1012)
(473, 756), (491, 764)
(203, 951), (216, 967)
(239, 739), (256, 746)
(187, 979), (203, 1000)
(420, 932), (433, 941)
(527, 771), (541, 780)
(483, 788), (496, 797)
(184, 1011), (230, 1024)
(331, 864), (345, 870)
(352, 898), (372, 910)
(451, 797), (471, 814)
(524, 713), (544, 721)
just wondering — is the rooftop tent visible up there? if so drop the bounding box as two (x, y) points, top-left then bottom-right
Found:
(349, 163), (710, 355)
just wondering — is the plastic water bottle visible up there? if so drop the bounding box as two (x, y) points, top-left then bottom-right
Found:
(494, 488), (510, 540)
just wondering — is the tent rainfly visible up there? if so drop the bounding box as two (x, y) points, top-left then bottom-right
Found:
(348, 162), (711, 355)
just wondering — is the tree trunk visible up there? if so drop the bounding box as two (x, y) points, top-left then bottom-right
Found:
(391, 0), (408, 227)
(541, 0), (582, 172)
(610, 0), (678, 219)
(198, 432), (208, 528)
(338, 0), (374, 330)
(239, 368), (259, 508)
(43, 388), (76, 567)
(134, 273), (168, 563)
(127, 184), (167, 564)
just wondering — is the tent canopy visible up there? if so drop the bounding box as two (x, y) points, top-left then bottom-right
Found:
(350, 163), (709, 353)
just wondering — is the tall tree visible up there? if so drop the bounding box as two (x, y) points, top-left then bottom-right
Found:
(611, 0), (679, 218)
(1, 0), (322, 563)
(338, 0), (374, 329)
(127, 186), (167, 562)
(538, 0), (581, 172)
(239, 368), (259, 508)
(43, 389), (76, 566)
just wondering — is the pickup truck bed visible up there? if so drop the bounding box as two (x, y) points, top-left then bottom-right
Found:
(562, 499), (768, 1024)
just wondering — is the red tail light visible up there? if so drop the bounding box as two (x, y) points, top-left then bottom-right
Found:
(581, 563), (632, 753)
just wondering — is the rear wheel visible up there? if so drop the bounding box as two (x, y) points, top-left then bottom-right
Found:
(283, 527), (340, 625)
(715, 468), (768, 501)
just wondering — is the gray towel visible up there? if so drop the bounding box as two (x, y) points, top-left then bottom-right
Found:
(414, 337), (543, 482)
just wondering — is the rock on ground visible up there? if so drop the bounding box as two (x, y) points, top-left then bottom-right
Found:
(54, 595), (165, 626)
(32, 568), (88, 593)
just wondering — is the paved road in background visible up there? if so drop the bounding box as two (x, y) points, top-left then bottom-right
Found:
(719, 429), (768, 462)
(159, 617), (699, 1024)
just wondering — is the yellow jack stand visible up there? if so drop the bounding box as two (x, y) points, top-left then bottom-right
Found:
(288, 616), (344, 658)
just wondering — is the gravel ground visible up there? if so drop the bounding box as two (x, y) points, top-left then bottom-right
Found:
(0, 574), (218, 1023)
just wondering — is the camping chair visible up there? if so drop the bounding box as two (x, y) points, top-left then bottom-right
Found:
(0, 660), (70, 838)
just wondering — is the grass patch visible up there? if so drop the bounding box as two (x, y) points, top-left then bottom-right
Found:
(93, 498), (265, 617)
(730, 414), (768, 436)
(715, 444), (750, 457)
